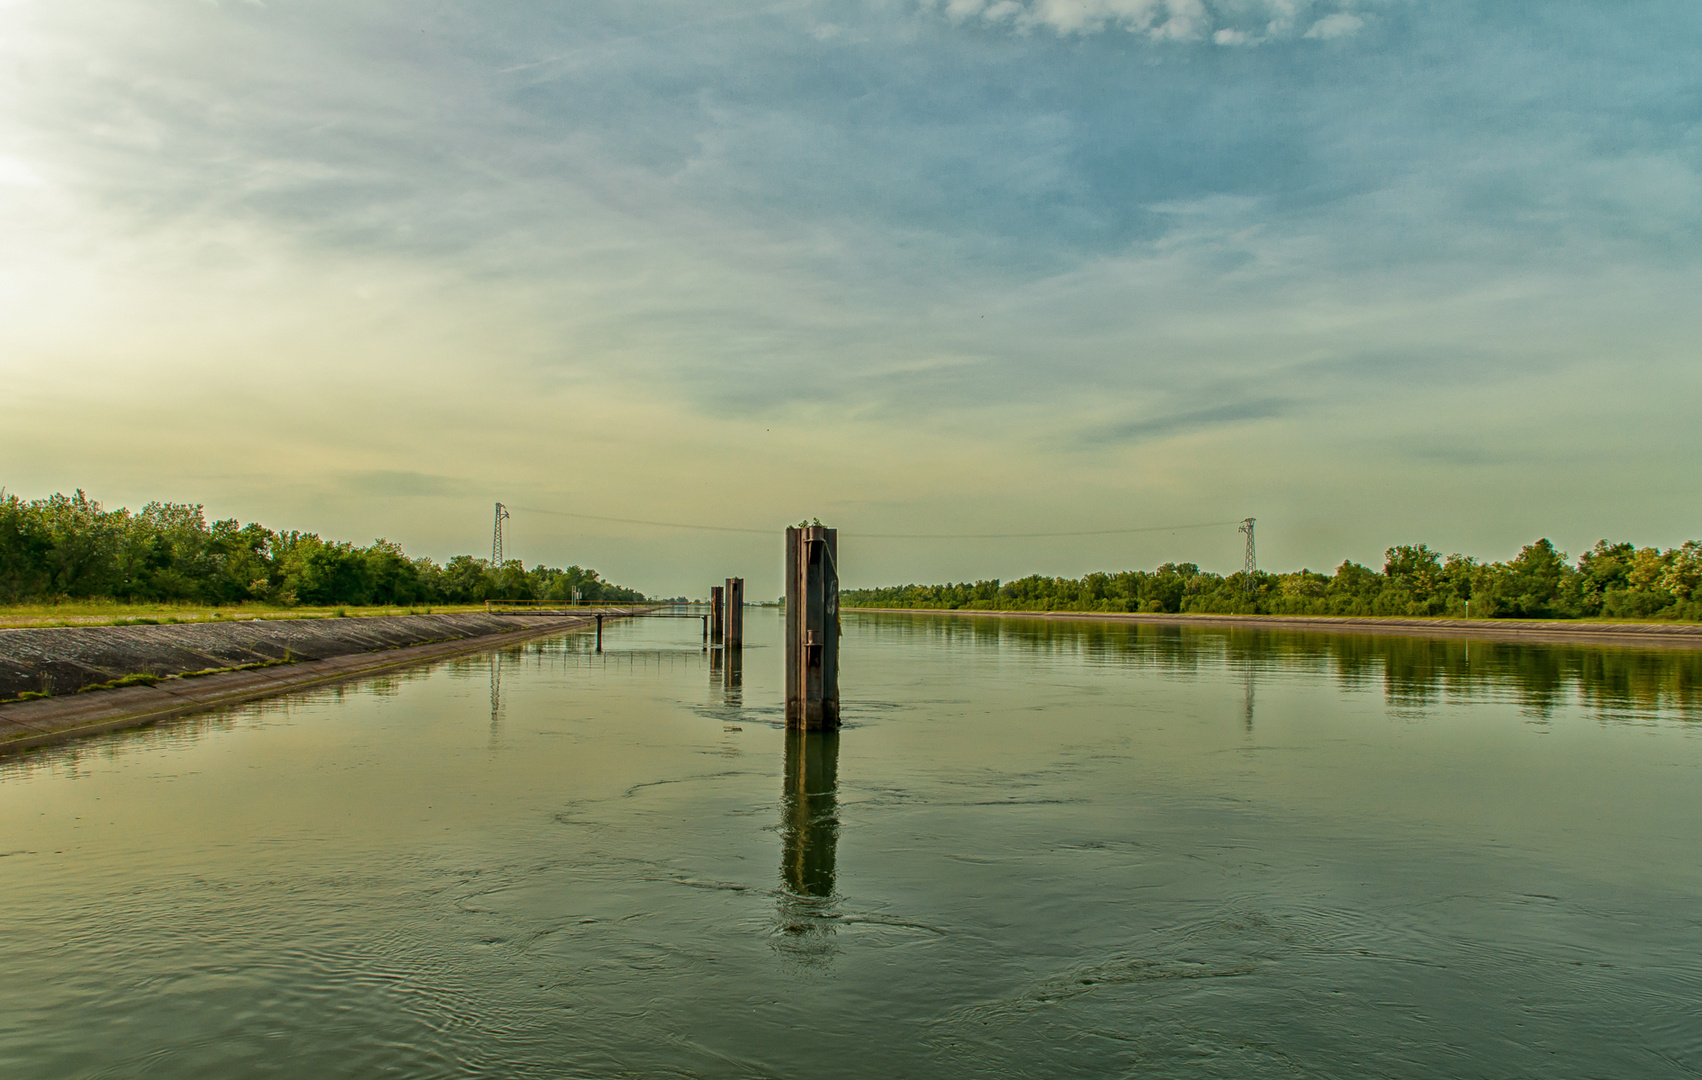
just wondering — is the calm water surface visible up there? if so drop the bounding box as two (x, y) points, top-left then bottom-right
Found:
(3, 612), (1701, 1078)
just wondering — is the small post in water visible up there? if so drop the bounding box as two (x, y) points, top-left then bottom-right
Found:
(724, 577), (744, 650)
(710, 586), (725, 646)
(595, 613), (603, 653)
(785, 525), (839, 730)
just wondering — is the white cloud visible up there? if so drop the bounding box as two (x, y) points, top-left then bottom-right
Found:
(944, 0), (989, 21)
(1304, 12), (1364, 38)
(929, 0), (1368, 44)
(0, 154), (44, 186)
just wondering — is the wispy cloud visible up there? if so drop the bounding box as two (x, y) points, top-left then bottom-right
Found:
(1076, 398), (1293, 446)
(2, 0), (1699, 592)
(924, 0), (1372, 43)
(342, 472), (478, 499)
(1305, 11), (1364, 39)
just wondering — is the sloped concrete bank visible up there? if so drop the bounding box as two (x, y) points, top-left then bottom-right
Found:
(848, 608), (1702, 648)
(0, 612), (602, 755)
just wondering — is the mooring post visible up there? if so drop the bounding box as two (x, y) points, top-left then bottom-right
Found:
(701, 614), (708, 650)
(710, 585), (725, 646)
(784, 526), (839, 729)
(724, 577), (744, 650)
(595, 613), (603, 653)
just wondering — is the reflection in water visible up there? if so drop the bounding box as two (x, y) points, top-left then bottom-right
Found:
(852, 612), (1702, 723)
(489, 652), (503, 746)
(723, 647), (742, 707)
(714, 649), (748, 710)
(709, 647), (744, 708)
(10, 612), (1702, 1077)
(776, 729), (841, 961)
(1243, 664), (1255, 734)
(781, 729), (839, 897)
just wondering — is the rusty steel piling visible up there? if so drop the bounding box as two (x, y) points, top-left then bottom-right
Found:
(724, 577), (744, 650)
(784, 526), (839, 730)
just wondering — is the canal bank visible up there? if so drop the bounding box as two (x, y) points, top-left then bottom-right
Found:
(0, 611), (610, 754)
(847, 607), (1702, 648)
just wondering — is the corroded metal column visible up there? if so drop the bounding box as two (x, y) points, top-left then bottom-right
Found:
(724, 577), (744, 650)
(785, 526), (839, 730)
(710, 585), (725, 646)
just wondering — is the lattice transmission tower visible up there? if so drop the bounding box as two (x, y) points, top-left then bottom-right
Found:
(1239, 517), (1257, 592)
(492, 502), (510, 566)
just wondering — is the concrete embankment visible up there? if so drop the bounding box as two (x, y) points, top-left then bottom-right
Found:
(0, 612), (603, 754)
(848, 608), (1702, 648)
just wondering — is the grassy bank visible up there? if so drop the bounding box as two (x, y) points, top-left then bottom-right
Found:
(0, 601), (492, 630)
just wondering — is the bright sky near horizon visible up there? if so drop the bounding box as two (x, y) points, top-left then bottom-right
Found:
(2, 0), (1698, 599)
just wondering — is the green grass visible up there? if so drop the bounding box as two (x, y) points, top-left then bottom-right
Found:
(0, 601), (480, 630)
(74, 672), (162, 692)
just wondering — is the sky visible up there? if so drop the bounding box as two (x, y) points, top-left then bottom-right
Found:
(2, 0), (1699, 599)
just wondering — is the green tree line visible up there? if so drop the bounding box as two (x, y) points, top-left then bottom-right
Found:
(0, 490), (646, 606)
(842, 538), (1702, 621)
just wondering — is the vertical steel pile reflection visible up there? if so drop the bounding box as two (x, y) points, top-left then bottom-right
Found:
(722, 642), (741, 703)
(780, 728), (840, 898)
(784, 526), (839, 729)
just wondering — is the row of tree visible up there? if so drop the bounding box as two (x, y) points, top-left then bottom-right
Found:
(842, 539), (1702, 621)
(0, 490), (647, 607)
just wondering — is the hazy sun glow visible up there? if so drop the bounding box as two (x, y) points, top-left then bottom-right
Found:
(3, 0), (1698, 597)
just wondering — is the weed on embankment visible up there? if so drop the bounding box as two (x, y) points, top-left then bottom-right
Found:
(0, 602), (475, 630)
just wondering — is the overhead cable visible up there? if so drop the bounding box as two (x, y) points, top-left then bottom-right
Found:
(510, 506), (772, 534)
(854, 521), (1244, 539)
(511, 506), (1242, 540)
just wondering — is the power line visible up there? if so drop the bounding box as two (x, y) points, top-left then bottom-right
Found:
(858, 521), (1243, 539)
(511, 506), (771, 534)
(509, 505), (1243, 540)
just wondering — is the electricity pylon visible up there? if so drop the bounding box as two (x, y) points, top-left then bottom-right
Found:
(1239, 517), (1257, 592)
(492, 502), (510, 566)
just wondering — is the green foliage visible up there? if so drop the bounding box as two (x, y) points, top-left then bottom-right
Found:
(842, 537), (1702, 621)
(0, 488), (646, 607)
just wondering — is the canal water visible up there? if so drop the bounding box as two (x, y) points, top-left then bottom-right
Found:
(2, 612), (1700, 1078)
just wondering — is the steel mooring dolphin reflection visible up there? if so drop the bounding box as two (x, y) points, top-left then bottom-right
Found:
(780, 728), (839, 899)
(712, 646), (742, 707)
